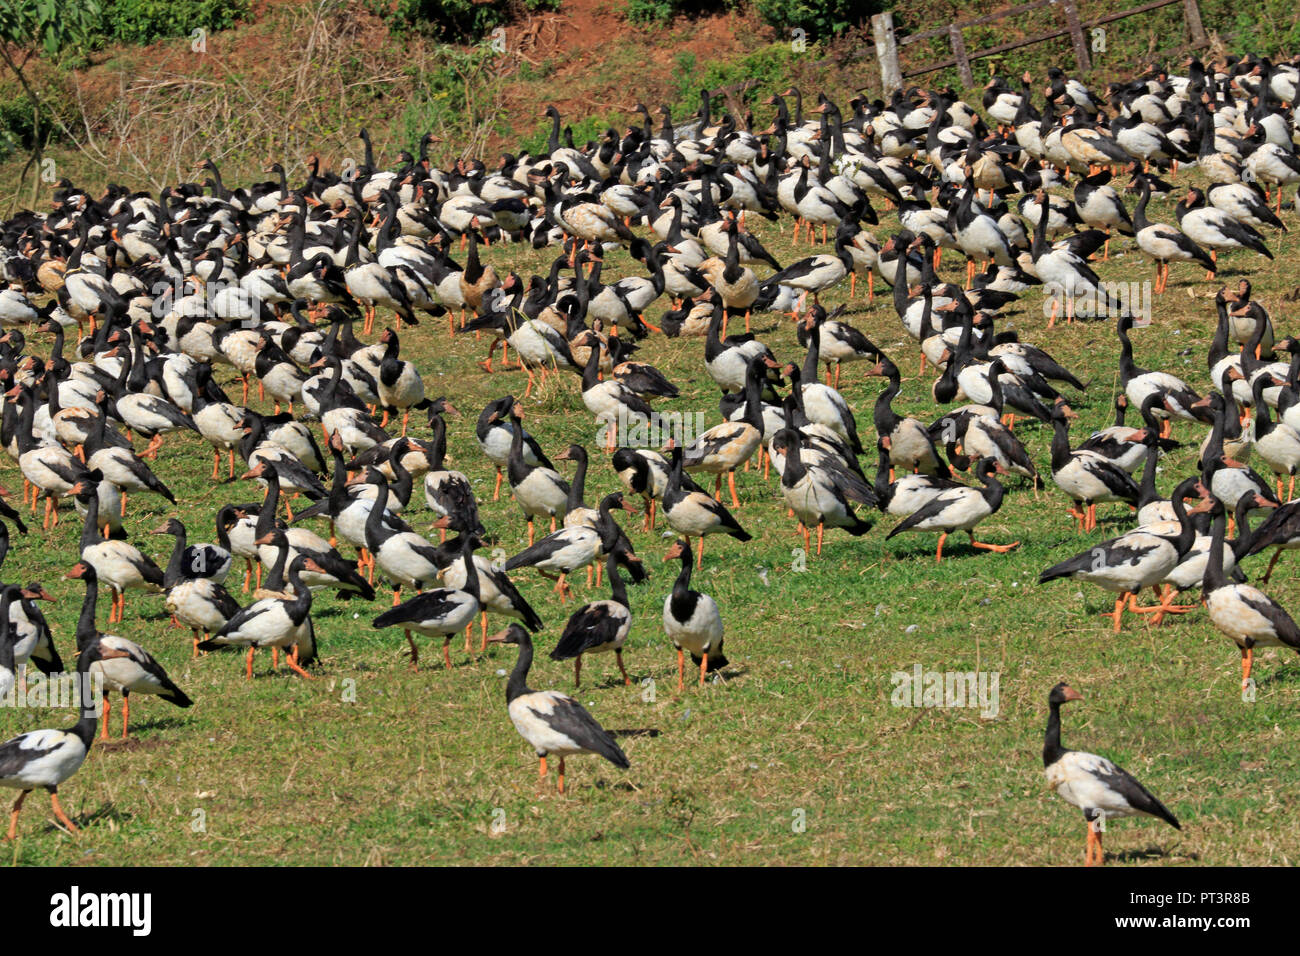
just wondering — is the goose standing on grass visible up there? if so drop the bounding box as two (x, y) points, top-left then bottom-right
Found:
(10, 384), (87, 530)
(682, 354), (770, 508)
(488, 622), (629, 795)
(0, 588), (16, 702)
(0, 638), (108, 839)
(198, 555), (322, 680)
(1043, 682), (1180, 867)
(1048, 403), (1142, 532)
(770, 427), (874, 555)
(662, 536), (726, 689)
(577, 334), (652, 452)
(67, 562), (191, 740)
(72, 479), (162, 624)
(549, 551), (632, 688)
(1038, 476), (1205, 632)
(156, 525), (242, 658)
(476, 395), (552, 502)
(83, 404), (176, 515)
(504, 406), (569, 546)
(1175, 187), (1273, 277)
(1130, 174), (1215, 293)
(662, 444), (751, 569)
(504, 493), (637, 602)
(361, 469), (444, 605)
(1249, 374), (1300, 501)
(1117, 315), (1212, 438)
(1203, 496), (1300, 690)
(376, 327), (426, 434)
(885, 457), (1018, 562)
(372, 531), (482, 671)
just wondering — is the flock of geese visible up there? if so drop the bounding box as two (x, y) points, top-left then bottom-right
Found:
(0, 52), (1298, 864)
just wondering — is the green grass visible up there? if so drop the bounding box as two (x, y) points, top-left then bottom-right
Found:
(1, 174), (1299, 867)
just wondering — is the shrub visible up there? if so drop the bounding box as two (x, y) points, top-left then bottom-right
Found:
(97, 0), (248, 45)
(752, 0), (879, 38)
(625, 0), (677, 24)
(387, 0), (560, 42)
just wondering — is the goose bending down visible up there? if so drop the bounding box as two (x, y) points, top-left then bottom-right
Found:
(487, 622), (629, 794)
(1203, 496), (1300, 690)
(372, 532), (482, 670)
(109, 348), (198, 459)
(152, 517), (231, 584)
(198, 555), (321, 679)
(66, 562), (191, 740)
(549, 551), (633, 687)
(662, 537), (726, 689)
(885, 457), (1018, 562)
(423, 416), (484, 538)
(611, 447), (671, 531)
(1043, 682), (1180, 867)
(504, 493), (637, 602)
(0, 638), (109, 839)
(1038, 477), (1204, 631)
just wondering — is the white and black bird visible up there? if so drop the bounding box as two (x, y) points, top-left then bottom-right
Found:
(488, 623), (629, 795)
(1043, 682), (1180, 866)
(549, 551), (634, 688)
(662, 537), (726, 689)
(0, 638), (109, 839)
(1202, 497), (1300, 690)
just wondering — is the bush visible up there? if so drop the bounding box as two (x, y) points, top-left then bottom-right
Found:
(388, 0), (560, 42)
(625, 0), (677, 24)
(98, 0), (248, 45)
(752, 0), (878, 38)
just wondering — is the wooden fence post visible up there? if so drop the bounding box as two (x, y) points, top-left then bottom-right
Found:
(1060, 0), (1092, 73)
(1183, 0), (1207, 44)
(949, 24), (975, 87)
(873, 12), (902, 96)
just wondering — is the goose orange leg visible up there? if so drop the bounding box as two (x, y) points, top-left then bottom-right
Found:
(49, 792), (77, 835)
(5, 790), (27, 841)
(968, 534), (1019, 553)
(676, 647), (685, 691)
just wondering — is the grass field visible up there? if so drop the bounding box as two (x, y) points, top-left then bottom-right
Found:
(2, 177), (1298, 867)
